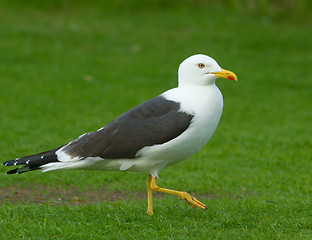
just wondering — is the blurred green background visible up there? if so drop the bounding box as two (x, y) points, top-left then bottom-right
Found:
(0, 0), (311, 239)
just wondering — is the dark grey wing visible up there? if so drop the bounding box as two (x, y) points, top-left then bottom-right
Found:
(62, 96), (193, 159)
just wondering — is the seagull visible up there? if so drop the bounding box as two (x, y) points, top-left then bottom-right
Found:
(3, 54), (237, 215)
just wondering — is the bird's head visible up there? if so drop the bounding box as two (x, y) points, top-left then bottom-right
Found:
(178, 54), (237, 87)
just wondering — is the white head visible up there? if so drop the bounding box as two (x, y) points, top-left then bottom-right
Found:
(178, 54), (237, 87)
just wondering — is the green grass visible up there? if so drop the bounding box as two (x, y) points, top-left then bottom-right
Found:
(1, 200), (311, 239)
(0, 1), (311, 239)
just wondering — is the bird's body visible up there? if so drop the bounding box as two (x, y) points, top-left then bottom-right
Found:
(3, 54), (236, 215)
(43, 85), (222, 177)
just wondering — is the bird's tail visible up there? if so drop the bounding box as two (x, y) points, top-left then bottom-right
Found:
(2, 146), (63, 174)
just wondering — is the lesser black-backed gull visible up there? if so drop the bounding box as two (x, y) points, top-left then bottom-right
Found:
(3, 54), (237, 215)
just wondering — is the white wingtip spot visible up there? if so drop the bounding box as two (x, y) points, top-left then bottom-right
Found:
(26, 160), (30, 164)
(14, 161), (18, 166)
(41, 155), (44, 159)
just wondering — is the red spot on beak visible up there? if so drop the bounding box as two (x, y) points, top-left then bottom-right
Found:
(227, 76), (235, 80)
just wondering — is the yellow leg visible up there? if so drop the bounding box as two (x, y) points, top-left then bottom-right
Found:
(146, 174), (207, 215)
(146, 175), (154, 215)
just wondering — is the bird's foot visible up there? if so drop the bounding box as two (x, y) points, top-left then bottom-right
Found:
(146, 209), (154, 216)
(179, 192), (207, 210)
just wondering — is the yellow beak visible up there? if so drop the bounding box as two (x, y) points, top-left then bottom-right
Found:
(212, 68), (237, 81)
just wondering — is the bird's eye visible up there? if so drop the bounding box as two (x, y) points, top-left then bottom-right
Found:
(198, 63), (205, 68)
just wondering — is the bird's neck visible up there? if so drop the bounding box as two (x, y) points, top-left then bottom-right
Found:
(162, 84), (223, 115)
(178, 80), (217, 88)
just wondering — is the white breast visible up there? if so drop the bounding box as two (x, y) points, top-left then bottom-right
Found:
(134, 84), (223, 176)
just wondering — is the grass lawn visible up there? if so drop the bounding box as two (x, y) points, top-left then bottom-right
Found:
(0, 1), (311, 239)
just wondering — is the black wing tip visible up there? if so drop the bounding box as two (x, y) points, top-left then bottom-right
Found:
(5, 165), (39, 175)
(3, 147), (63, 175)
(3, 159), (21, 167)
(6, 168), (19, 174)
(3, 160), (14, 166)
(3, 160), (20, 174)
